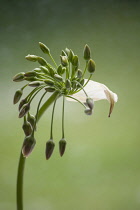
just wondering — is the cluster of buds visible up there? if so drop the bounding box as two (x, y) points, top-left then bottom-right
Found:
(13, 42), (95, 159)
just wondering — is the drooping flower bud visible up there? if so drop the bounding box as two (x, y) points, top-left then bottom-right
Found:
(19, 103), (30, 118)
(19, 98), (27, 111)
(87, 59), (95, 74)
(39, 42), (50, 54)
(28, 81), (44, 87)
(25, 54), (38, 62)
(86, 98), (94, 110)
(27, 113), (36, 129)
(45, 139), (55, 160)
(22, 135), (36, 157)
(13, 89), (23, 104)
(59, 138), (67, 157)
(84, 108), (93, 115)
(72, 55), (79, 67)
(24, 71), (37, 77)
(22, 120), (32, 136)
(60, 56), (68, 67)
(77, 69), (83, 78)
(13, 72), (25, 82)
(54, 74), (63, 82)
(83, 44), (91, 61)
(37, 57), (48, 66)
(45, 87), (55, 92)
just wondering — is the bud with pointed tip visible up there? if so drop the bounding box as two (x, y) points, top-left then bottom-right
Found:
(72, 55), (79, 67)
(68, 49), (74, 62)
(22, 135), (36, 157)
(87, 59), (95, 74)
(24, 71), (37, 77)
(37, 57), (48, 66)
(65, 79), (71, 89)
(60, 55), (68, 67)
(39, 42), (50, 54)
(40, 66), (49, 74)
(22, 120), (32, 136)
(86, 98), (94, 110)
(19, 98), (27, 111)
(84, 108), (92, 115)
(28, 81), (43, 87)
(13, 89), (23, 104)
(65, 48), (70, 55)
(59, 138), (67, 156)
(19, 103), (30, 118)
(13, 72), (25, 82)
(45, 139), (55, 160)
(83, 44), (91, 61)
(25, 55), (38, 62)
(77, 69), (83, 78)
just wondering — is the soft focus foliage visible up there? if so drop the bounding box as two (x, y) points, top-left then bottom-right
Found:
(0, 0), (140, 210)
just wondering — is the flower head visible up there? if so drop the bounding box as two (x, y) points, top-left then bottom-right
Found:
(13, 42), (118, 159)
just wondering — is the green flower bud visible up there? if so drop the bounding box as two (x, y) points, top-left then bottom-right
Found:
(28, 81), (43, 87)
(54, 74), (63, 82)
(65, 79), (71, 89)
(22, 135), (36, 157)
(19, 103), (30, 118)
(45, 87), (55, 92)
(71, 80), (77, 89)
(25, 54), (38, 62)
(72, 55), (79, 67)
(44, 79), (54, 86)
(59, 138), (67, 157)
(84, 108), (92, 115)
(86, 98), (94, 110)
(61, 50), (67, 56)
(87, 59), (95, 74)
(77, 69), (83, 78)
(13, 89), (23, 104)
(45, 139), (55, 160)
(60, 55), (68, 67)
(34, 67), (42, 73)
(68, 49), (74, 62)
(22, 120), (32, 136)
(57, 64), (63, 75)
(40, 66), (49, 74)
(37, 57), (48, 66)
(83, 44), (91, 60)
(19, 98), (27, 111)
(39, 42), (50, 54)
(49, 67), (55, 77)
(65, 48), (70, 55)
(24, 71), (37, 77)
(27, 113), (36, 129)
(24, 77), (37, 82)
(13, 72), (25, 82)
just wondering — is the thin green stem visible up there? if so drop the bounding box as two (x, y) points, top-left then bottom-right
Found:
(16, 91), (60, 210)
(62, 96), (65, 139)
(76, 81), (88, 97)
(83, 74), (92, 87)
(50, 96), (58, 139)
(66, 96), (86, 108)
(82, 61), (88, 78)
(49, 53), (58, 68)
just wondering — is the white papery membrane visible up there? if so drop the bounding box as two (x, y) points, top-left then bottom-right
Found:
(66, 80), (118, 117)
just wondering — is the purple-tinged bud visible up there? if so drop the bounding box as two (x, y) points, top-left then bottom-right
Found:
(13, 72), (25, 82)
(39, 42), (50, 54)
(19, 103), (30, 118)
(22, 135), (36, 157)
(84, 108), (92, 115)
(87, 59), (95, 74)
(19, 98), (27, 111)
(27, 113), (36, 129)
(83, 44), (91, 61)
(59, 138), (67, 157)
(45, 139), (55, 160)
(86, 98), (94, 110)
(28, 81), (43, 87)
(25, 54), (38, 62)
(37, 57), (48, 66)
(13, 89), (23, 104)
(60, 55), (68, 67)
(22, 121), (32, 136)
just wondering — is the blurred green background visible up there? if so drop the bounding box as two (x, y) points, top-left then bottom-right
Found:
(0, 0), (140, 209)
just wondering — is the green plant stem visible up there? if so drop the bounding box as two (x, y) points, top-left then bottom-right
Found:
(16, 91), (60, 210)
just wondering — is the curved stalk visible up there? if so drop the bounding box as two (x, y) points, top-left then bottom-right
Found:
(16, 91), (60, 210)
